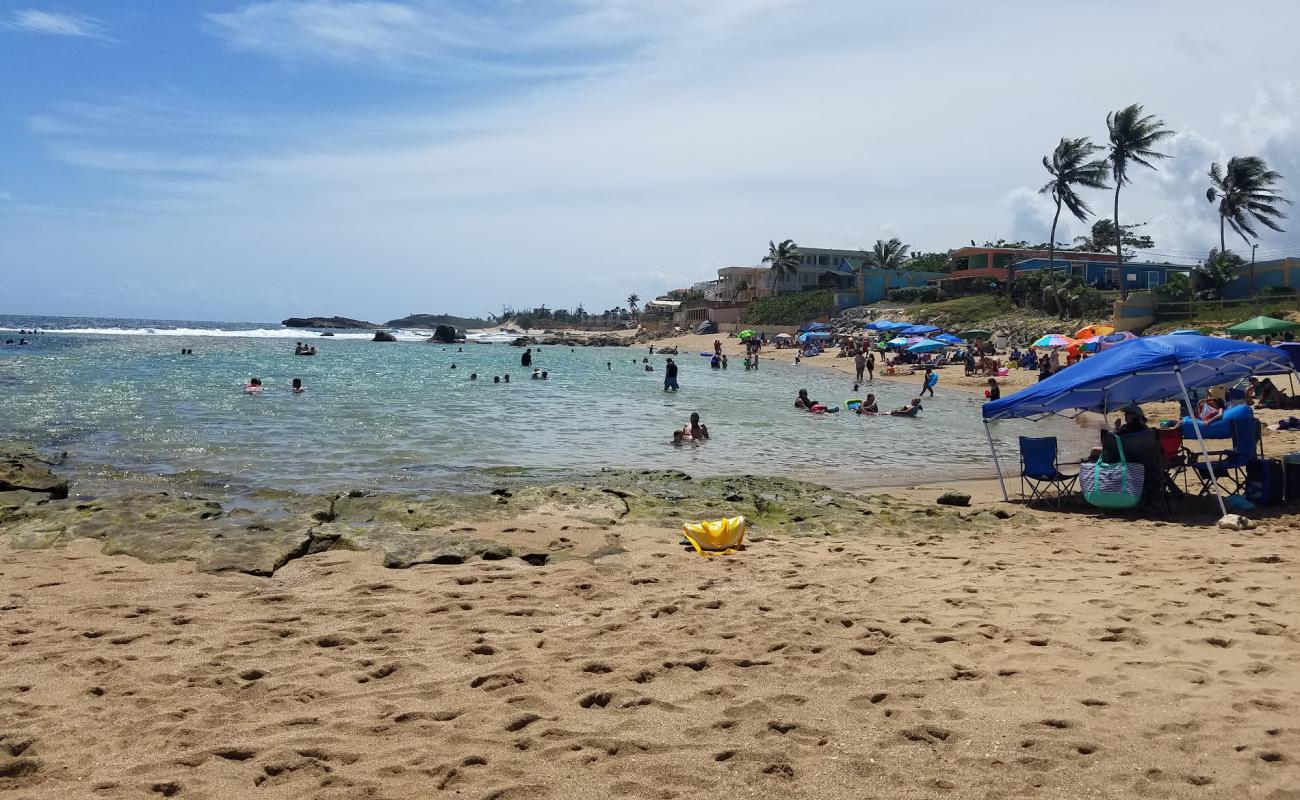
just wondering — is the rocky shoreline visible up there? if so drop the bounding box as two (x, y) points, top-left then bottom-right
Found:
(0, 445), (1012, 577)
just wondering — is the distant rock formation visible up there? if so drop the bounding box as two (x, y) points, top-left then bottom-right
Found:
(429, 324), (461, 344)
(282, 316), (381, 330)
(385, 313), (490, 329)
(372, 331), (398, 342)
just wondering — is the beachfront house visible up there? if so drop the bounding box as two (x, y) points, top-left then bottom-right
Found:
(945, 246), (1119, 283)
(702, 247), (943, 310)
(1010, 257), (1191, 291)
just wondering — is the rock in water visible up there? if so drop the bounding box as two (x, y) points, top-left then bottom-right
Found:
(372, 330), (397, 342)
(936, 491), (971, 507)
(431, 324), (460, 344)
(0, 457), (69, 499)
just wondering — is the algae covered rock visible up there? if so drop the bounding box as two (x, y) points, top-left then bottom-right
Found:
(0, 457), (69, 499)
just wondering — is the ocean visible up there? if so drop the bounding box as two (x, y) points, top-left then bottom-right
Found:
(0, 314), (1065, 496)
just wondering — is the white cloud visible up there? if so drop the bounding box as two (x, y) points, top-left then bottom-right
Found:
(2, 9), (109, 39)
(8, 1), (1300, 320)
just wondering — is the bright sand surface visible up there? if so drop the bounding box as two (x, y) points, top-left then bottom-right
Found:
(3, 331), (1300, 799)
(3, 480), (1299, 799)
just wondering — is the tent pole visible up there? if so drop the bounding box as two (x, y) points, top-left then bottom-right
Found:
(1175, 369), (1227, 519)
(983, 420), (1009, 502)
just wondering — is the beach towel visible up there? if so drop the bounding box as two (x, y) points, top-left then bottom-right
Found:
(681, 516), (746, 557)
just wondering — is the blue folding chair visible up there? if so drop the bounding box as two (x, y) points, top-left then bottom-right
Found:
(1189, 407), (1263, 496)
(1019, 436), (1077, 507)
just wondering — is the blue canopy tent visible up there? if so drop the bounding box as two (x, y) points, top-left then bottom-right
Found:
(1275, 342), (1300, 371)
(901, 324), (940, 336)
(935, 333), (965, 345)
(981, 335), (1294, 516)
(797, 331), (833, 343)
(799, 322), (833, 333)
(879, 321), (913, 331)
(907, 338), (948, 354)
(865, 319), (891, 331)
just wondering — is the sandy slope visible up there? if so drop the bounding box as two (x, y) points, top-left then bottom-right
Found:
(2, 500), (1297, 800)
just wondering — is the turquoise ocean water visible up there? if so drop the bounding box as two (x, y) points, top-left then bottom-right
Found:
(0, 315), (1073, 496)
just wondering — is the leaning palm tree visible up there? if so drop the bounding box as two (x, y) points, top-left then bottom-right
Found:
(1206, 156), (1289, 253)
(1038, 137), (1110, 295)
(1207, 156), (1289, 295)
(858, 238), (910, 303)
(626, 293), (640, 319)
(762, 239), (800, 292)
(1106, 104), (1174, 298)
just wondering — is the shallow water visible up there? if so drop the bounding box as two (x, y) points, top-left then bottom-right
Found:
(0, 316), (1082, 494)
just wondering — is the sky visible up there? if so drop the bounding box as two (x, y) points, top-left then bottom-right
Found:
(2, 0), (1299, 323)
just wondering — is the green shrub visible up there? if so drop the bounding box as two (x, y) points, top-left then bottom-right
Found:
(741, 290), (836, 325)
(1259, 285), (1297, 297)
(887, 285), (942, 303)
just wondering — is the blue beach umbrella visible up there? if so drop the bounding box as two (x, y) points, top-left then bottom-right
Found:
(906, 338), (948, 354)
(798, 331), (833, 343)
(901, 324), (940, 336)
(885, 336), (910, 347)
(935, 333), (964, 345)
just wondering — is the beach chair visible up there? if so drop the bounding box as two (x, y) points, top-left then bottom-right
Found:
(1018, 436), (1077, 508)
(1188, 407), (1263, 496)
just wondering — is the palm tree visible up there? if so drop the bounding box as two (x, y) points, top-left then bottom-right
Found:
(626, 293), (640, 319)
(1207, 157), (1289, 252)
(762, 239), (801, 292)
(1038, 137), (1109, 296)
(1106, 104), (1174, 298)
(1206, 156), (1289, 293)
(858, 237), (910, 303)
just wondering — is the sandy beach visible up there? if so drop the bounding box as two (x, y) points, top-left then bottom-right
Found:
(2, 469), (1299, 799)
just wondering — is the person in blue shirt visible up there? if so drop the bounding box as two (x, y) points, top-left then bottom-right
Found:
(922, 367), (938, 397)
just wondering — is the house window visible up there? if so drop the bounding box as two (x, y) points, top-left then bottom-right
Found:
(1146, 271), (1162, 288)
(1104, 268), (1119, 287)
(818, 255), (829, 266)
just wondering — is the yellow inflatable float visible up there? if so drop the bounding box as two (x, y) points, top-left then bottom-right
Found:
(681, 516), (747, 557)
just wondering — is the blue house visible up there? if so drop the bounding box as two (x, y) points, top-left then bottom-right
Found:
(1011, 257), (1190, 291)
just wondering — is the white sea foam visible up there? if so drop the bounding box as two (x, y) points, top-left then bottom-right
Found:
(26, 326), (430, 341)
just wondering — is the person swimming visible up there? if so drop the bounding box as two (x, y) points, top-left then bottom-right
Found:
(890, 398), (922, 417)
(470, 373), (478, 380)
(671, 429), (687, 446)
(795, 389), (817, 411)
(541, 371), (549, 380)
(856, 393), (879, 414)
(532, 369), (541, 379)
(493, 376), (500, 383)
(244, 377), (264, 394)
(291, 378), (305, 394)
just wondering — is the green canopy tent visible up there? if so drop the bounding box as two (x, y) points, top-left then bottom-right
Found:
(1225, 315), (1300, 336)
(959, 328), (993, 340)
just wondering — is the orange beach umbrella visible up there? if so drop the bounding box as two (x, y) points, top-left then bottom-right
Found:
(1074, 324), (1115, 340)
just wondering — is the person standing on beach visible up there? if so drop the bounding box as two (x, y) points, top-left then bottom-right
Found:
(521, 348), (532, 367)
(854, 351), (866, 383)
(664, 358), (679, 392)
(866, 351), (875, 381)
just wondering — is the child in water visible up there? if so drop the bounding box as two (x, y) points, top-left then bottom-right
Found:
(244, 377), (263, 394)
(291, 378), (305, 394)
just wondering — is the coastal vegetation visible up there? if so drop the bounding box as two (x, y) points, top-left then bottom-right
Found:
(740, 289), (836, 324)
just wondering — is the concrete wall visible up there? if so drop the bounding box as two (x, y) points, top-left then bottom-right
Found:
(1222, 258), (1299, 299)
(1113, 294), (1157, 330)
